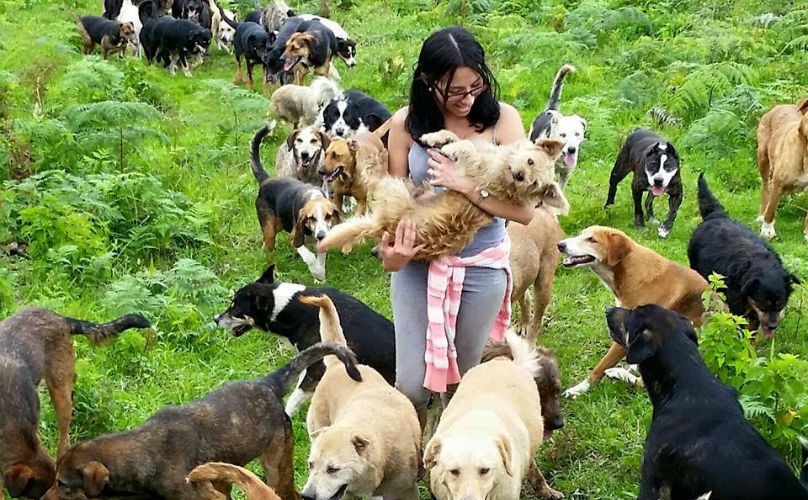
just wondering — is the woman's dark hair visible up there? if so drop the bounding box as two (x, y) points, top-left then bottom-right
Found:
(405, 25), (501, 142)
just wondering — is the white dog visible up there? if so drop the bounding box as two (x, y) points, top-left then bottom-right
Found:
(210, 0), (236, 53)
(271, 77), (342, 128)
(529, 64), (587, 191)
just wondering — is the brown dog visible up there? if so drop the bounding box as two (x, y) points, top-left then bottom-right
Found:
(187, 463), (281, 500)
(507, 207), (563, 342)
(756, 97), (808, 241)
(320, 130), (388, 214)
(282, 29), (334, 85)
(42, 342), (361, 500)
(0, 308), (150, 499)
(557, 226), (707, 398)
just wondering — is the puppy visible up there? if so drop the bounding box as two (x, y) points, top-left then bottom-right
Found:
(275, 125), (331, 187)
(251, 125), (339, 281)
(218, 8), (272, 92)
(607, 305), (808, 500)
(318, 131), (568, 260)
(605, 128), (683, 238)
(507, 206), (564, 342)
(271, 76), (342, 128)
(75, 15), (135, 59)
(689, 173), (799, 337)
(756, 97), (808, 240)
(260, 0), (295, 32)
(282, 19), (337, 85)
(298, 14), (356, 68)
(557, 225), (707, 397)
(41, 343), (360, 500)
(320, 130), (388, 214)
(301, 295), (421, 500)
(320, 89), (391, 138)
(0, 308), (149, 499)
(209, 0), (236, 52)
(425, 331), (563, 500)
(529, 64), (587, 191)
(187, 463), (281, 500)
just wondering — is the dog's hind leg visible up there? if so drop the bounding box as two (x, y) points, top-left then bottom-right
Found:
(234, 55), (243, 84)
(527, 265), (555, 344)
(260, 423), (297, 500)
(45, 341), (76, 459)
(605, 148), (631, 208)
(631, 183), (646, 227)
(761, 183), (784, 239)
(527, 459), (564, 500)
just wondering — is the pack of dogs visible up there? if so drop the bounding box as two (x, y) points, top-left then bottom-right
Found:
(12, 4), (808, 499)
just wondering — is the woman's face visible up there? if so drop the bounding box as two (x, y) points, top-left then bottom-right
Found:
(435, 66), (487, 119)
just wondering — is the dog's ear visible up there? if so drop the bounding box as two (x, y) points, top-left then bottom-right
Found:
(318, 130), (331, 150)
(286, 8), (296, 16)
(423, 439), (440, 470)
(578, 116), (587, 132)
(267, 31), (277, 45)
(286, 129), (300, 150)
(4, 464), (34, 497)
(351, 435), (370, 455)
(82, 461), (110, 498)
(666, 142), (680, 162)
(291, 213), (307, 248)
(257, 264), (276, 284)
(605, 231), (630, 267)
(606, 307), (630, 346)
(496, 435), (513, 477)
(348, 138), (360, 152)
(625, 328), (657, 364)
(536, 183), (569, 216)
(796, 98), (808, 115)
(330, 207), (341, 224)
(534, 138), (565, 159)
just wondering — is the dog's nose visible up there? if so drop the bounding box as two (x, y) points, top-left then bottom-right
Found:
(513, 171), (525, 182)
(557, 241), (566, 252)
(550, 416), (564, 430)
(300, 151), (310, 159)
(653, 177), (664, 186)
(316, 231), (327, 241)
(335, 128), (345, 137)
(567, 146), (577, 154)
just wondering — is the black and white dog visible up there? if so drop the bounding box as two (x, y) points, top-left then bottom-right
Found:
(529, 64), (587, 191)
(605, 127), (682, 238)
(320, 89), (391, 138)
(607, 305), (808, 500)
(214, 265), (396, 415)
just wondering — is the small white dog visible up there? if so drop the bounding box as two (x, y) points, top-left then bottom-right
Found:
(210, 0), (236, 53)
(529, 64), (587, 191)
(271, 77), (342, 128)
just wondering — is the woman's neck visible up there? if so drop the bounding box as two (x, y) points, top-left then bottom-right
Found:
(443, 115), (487, 140)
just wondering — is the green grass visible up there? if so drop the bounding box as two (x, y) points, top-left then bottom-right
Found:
(2, 0), (808, 498)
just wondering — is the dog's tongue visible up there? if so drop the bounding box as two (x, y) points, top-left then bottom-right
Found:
(543, 429), (554, 440)
(283, 60), (295, 71)
(562, 255), (595, 267)
(563, 151), (576, 167)
(651, 185), (666, 197)
(296, 158), (303, 172)
(763, 325), (775, 338)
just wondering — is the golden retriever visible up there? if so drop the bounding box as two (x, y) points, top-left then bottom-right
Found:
(300, 295), (420, 500)
(320, 130), (389, 214)
(187, 462), (281, 500)
(424, 333), (563, 500)
(557, 225), (707, 397)
(318, 131), (568, 259)
(756, 97), (808, 241)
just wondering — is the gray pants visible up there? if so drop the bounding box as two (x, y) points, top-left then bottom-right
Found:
(391, 260), (508, 411)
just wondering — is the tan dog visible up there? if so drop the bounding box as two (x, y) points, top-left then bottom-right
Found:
(424, 335), (563, 500)
(557, 226), (707, 397)
(300, 295), (420, 500)
(271, 77), (342, 128)
(507, 206), (564, 342)
(756, 97), (808, 241)
(187, 462), (281, 500)
(318, 131), (569, 259)
(320, 130), (389, 214)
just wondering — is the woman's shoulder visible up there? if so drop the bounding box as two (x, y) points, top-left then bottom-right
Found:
(495, 102), (526, 144)
(497, 102), (522, 123)
(391, 106), (410, 128)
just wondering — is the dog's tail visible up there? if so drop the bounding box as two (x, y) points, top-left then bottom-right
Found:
(187, 463), (281, 500)
(216, 2), (239, 29)
(696, 172), (726, 220)
(262, 341), (361, 393)
(137, 0), (159, 24)
(482, 330), (541, 378)
(250, 123), (277, 185)
(545, 64), (575, 111)
(67, 313), (151, 344)
(297, 295), (349, 368)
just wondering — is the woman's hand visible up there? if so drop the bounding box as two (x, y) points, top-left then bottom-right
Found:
(378, 219), (425, 272)
(427, 149), (475, 195)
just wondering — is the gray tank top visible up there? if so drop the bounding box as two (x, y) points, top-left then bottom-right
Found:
(408, 137), (505, 257)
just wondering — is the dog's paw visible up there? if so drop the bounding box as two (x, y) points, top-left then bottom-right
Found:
(563, 379), (590, 398)
(420, 130), (458, 149)
(648, 216), (659, 225)
(658, 226), (670, 238)
(340, 243), (354, 255)
(760, 221), (776, 239)
(755, 214), (764, 223)
(539, 487), (565, 500)
(604, 367), (641, 386)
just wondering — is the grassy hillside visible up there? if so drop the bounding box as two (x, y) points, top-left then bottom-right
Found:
(1, 0), (808, 498)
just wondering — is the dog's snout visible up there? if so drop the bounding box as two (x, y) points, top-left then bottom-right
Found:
(653, 177), (664, 186)
(300, 151), (310, 159)
(301, 495), (315, 500)
(557, 241), (566, 252)
(335, 128), (345, 137)
(567, 146), (577, 154)
(513, 171), (525, 182)
(550, 416), (564, 430)
(316, 231), (327, 241)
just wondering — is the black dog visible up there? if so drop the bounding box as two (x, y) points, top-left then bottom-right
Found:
(688, 173), (798, 337)
(282, 18), (338, 84)
(244, 9), (262, 25)
(75, 15), (135, 59)
(607, 304), (808, 500)
(605, 127), (682, 238)
(321, 89), (391, 138)
(218, 7), (273, 91)
(214, 265), (396, 415)
(263, 15), (305, 85)
(172, 0), (211, 29)
(142, 17), (210, 75)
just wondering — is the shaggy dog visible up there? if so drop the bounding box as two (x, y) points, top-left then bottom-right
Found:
(271, 76), (342, 128)
(607, 305), (808, 500)
(688, 173), (798, 337)
(275, 125), (331, 187)
(75, 15), (136, 59)
(507, 206), (564, 342)
(261, 0), (295, 32)
(756, 97), (808, 241)
(605, 128), (683, 238)
(320, 130), (389, 214)
(301, 295), (420, 500)
(557, 225), (707, 397)
(424, 331), (563, 500)
(317, 131), (568, 259)
(528, 64), (587, 191)
(187, 463), (281, 500)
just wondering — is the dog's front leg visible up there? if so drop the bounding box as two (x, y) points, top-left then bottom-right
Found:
(527, 460), (564, 500)
(659, 188), (682, 238)
(644, 190), (656, 223)
(296, 245), (326, 281)
(631, 183), (645, 227)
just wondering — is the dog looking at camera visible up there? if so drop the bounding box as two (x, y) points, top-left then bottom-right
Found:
(318, 131), (568, 259)
(275, 124), (331, 188)
(529, 64), (587, 191)
(271, 76), (342, 128)
(320, 129), (389, 214)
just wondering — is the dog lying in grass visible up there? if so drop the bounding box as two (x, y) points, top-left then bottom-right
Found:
(318, 130), (568, 259)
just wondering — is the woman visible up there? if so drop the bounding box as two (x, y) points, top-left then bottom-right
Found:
(378, 25), (534, 429)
